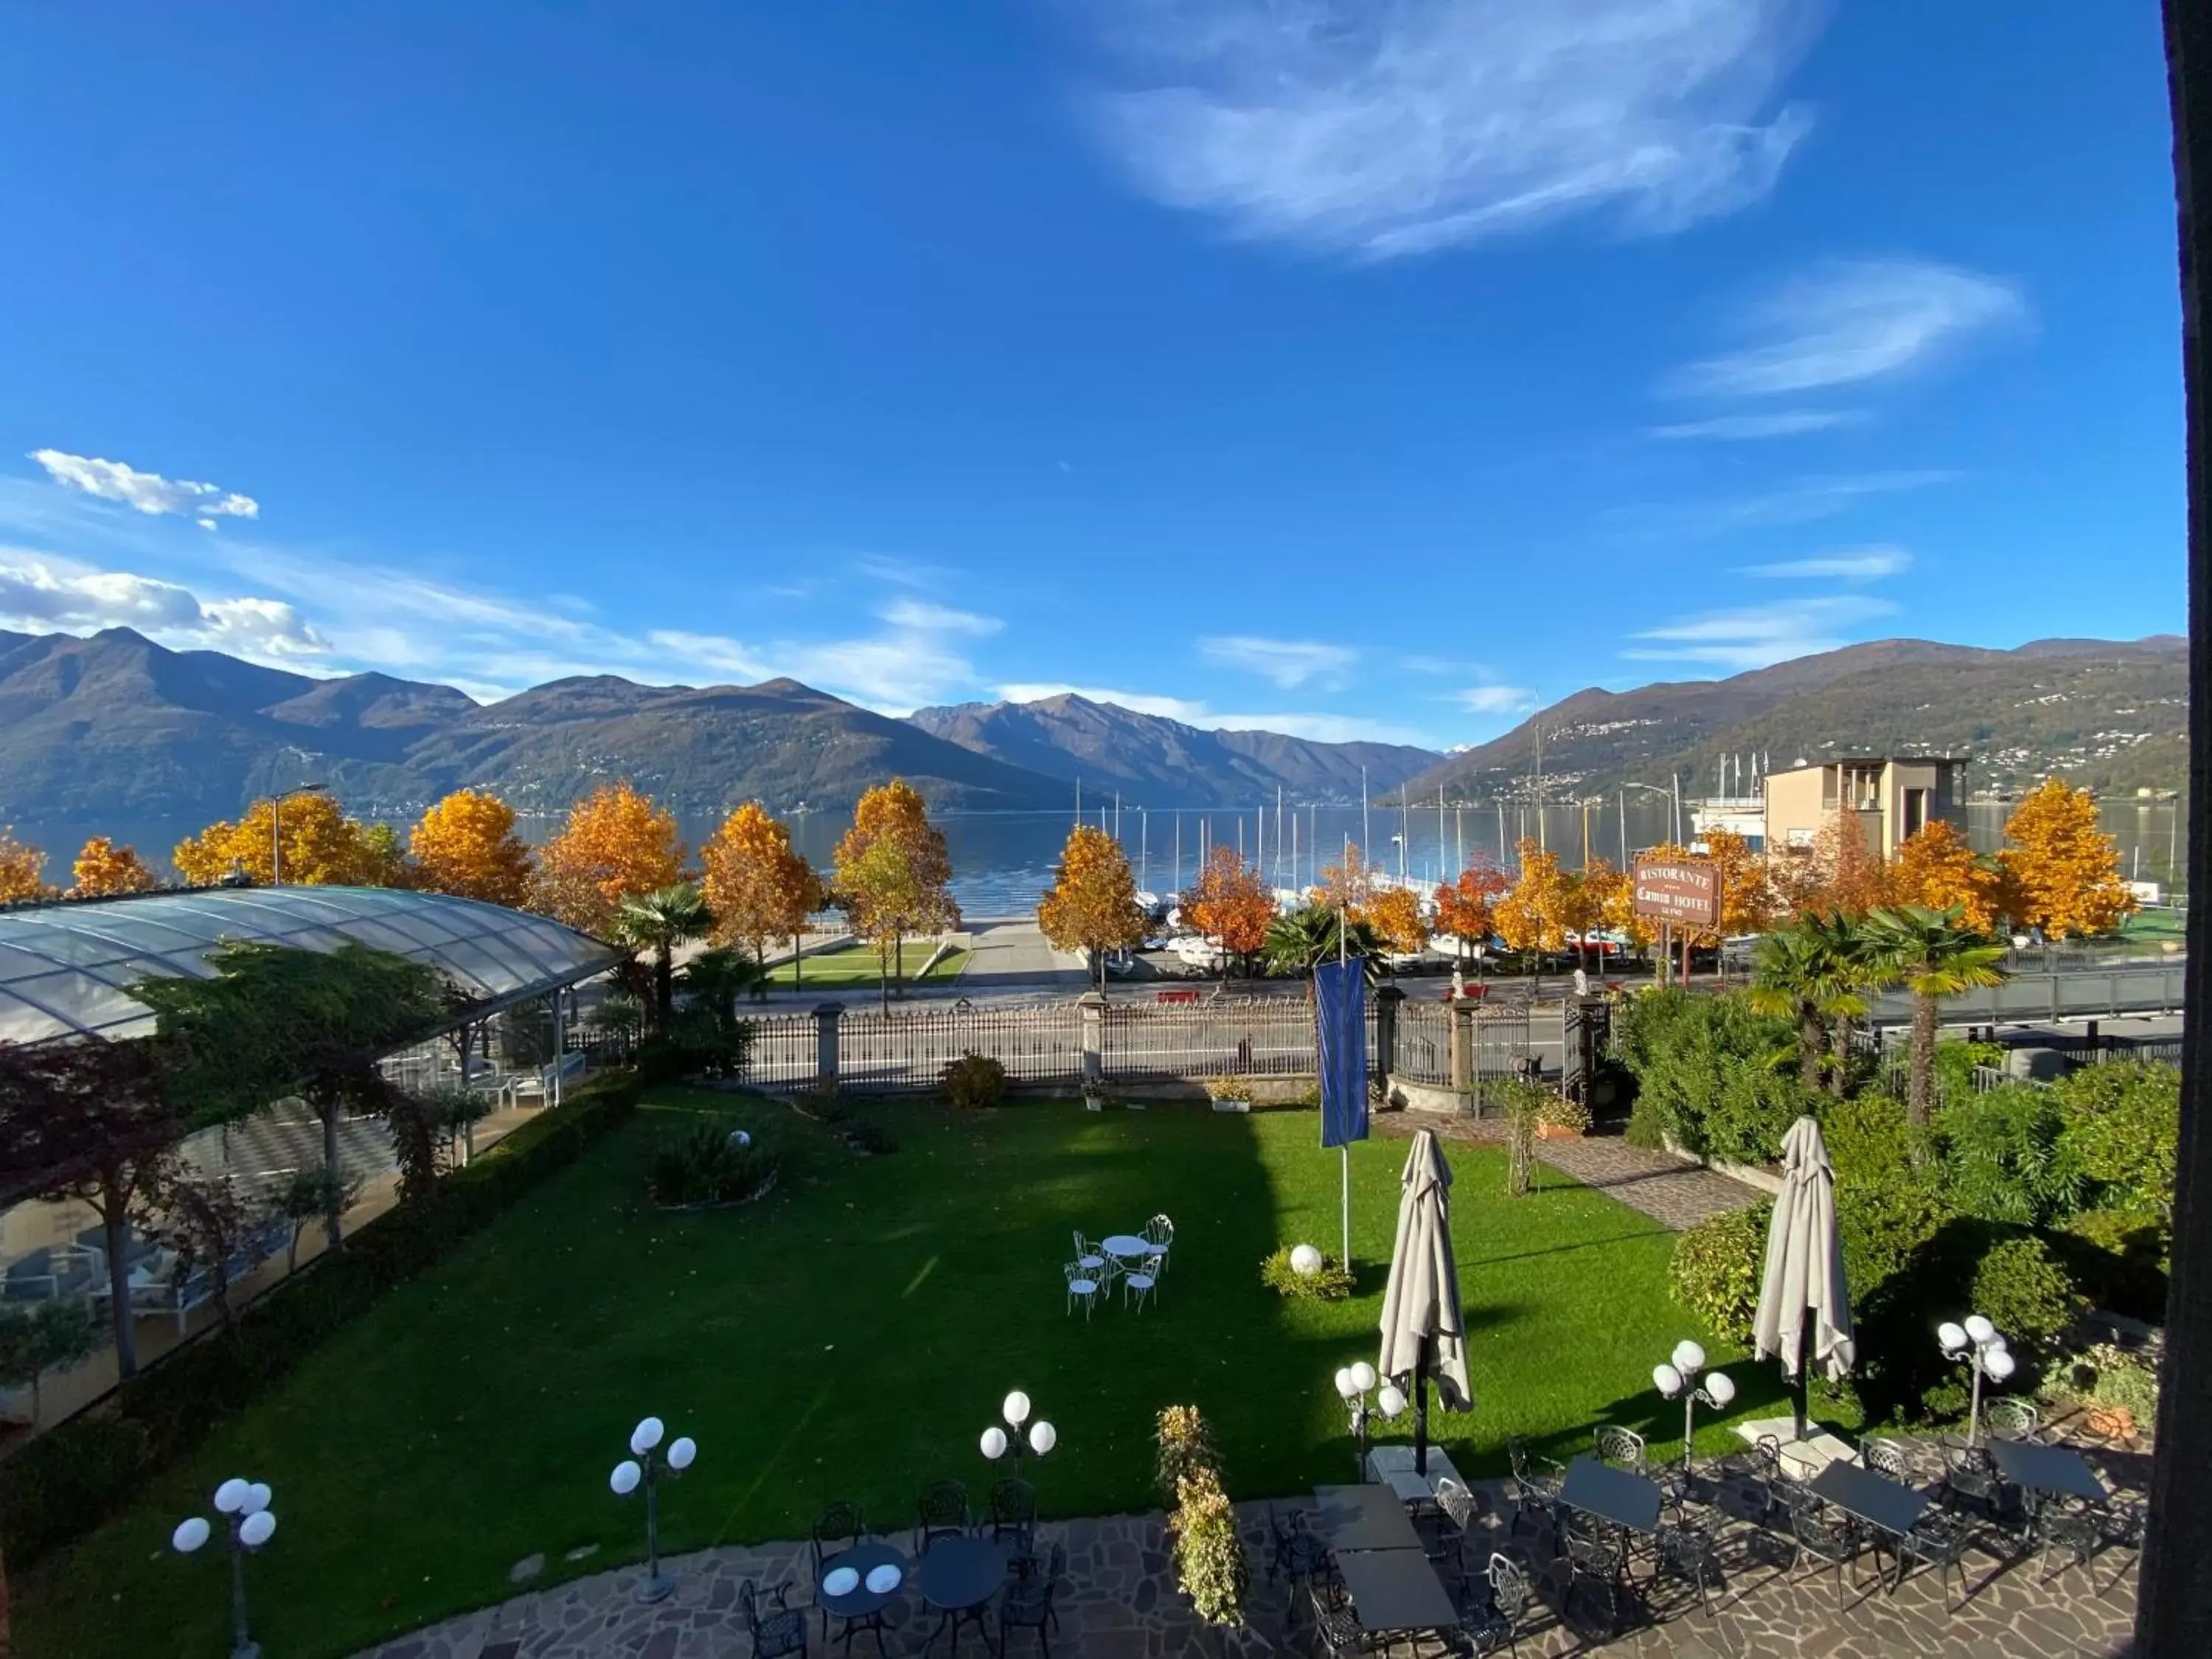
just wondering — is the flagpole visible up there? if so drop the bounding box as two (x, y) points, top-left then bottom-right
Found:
(1339, 900), (1351, 1273)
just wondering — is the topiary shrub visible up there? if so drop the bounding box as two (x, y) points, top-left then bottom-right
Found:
(1669, 1201), (1772, 1345)
(1260, 1245), (1353, 1301)
(645, 1121), (782, 1208)
(1970, 1234), (2084, 1360)
(1835, 1169), (1955, 1301)
(939, 1051), (1009, 1109)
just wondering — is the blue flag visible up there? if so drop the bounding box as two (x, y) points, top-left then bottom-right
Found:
(1315, 956), (1368, 1149)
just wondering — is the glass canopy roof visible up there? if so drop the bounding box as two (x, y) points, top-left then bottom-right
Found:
(0, 886), (620, 1046)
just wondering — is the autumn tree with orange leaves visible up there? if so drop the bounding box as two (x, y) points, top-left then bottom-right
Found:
(701, 802), (825, 966)
(1495, 839), (1571, 956)
(1589, 858), (1651, 951)
(69, 836), (159, 898)
(835, 780), (959, 1008)
(1891, 820), (2003, 933)
(531, 782), (685, 936)
(1184, 844), (1274, 975)
(0, 830), (46, 904)
(1999, 779), (2135, 939)
(1432, 863), (1509, 965)
(1039, 825), (1148, 990)
(409, 790), (535, 908)
(1801, 805), (1891, 918)
(173, 794), (392, 888)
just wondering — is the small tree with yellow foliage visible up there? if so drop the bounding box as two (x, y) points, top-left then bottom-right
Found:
(69, 836), (159, 898)
(1365, 886), (1429, 956)
(700, 802), (824, 968)
(1891, 820), (2002, 933)
(1039, 825), (1148, 991)
(1183, 845), (1274, 977)
(1432, 863), (1509, 967)
(835, 780), (959, 1008)
(0, 830), (46, 904)
(1312, 841), (1375, 918)
(1495, 840), (1571, 959)
(173, 794), (390, 888)
(531, 782), (685, 936)
(1999, 779), (2135, 939)
(409, 789), (535, 907)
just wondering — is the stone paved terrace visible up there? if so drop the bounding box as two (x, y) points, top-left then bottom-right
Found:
(355, 1441), (2145, 1659)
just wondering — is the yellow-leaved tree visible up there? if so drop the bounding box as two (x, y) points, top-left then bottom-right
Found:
(1573, 857), (1640, 964)
(1431, 863), (1509, 967)
(0, 830), (47, 903)
(1494, 839), (1570, 955)
(1802, 805), (1891, 918)
(1183, 845), (1274, 975)
(1891, 820), (2003, 933)
(173, 794), (392, 888)
(700, 802), (824, 968)
(409, 789), (535, 907)
(1038, 824), (1148, 991)
(1312, 842), (1374, 918)
(1999, 779), (2135, 939)
(834, 780), (958, 1008)
(1365, 886), (1429, 956)
(531, 782), (685, 935)
(69, 836), (159, 898)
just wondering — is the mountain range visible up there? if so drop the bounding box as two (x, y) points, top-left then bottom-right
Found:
(1397, 636), (2189, 805)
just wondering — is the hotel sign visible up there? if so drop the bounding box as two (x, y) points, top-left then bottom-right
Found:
(1632, 855), (1720, 928)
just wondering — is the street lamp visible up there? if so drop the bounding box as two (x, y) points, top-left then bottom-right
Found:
(1938, 1315), (2017, 1446)
(268, 782), (329, 886)
(1332, 1360), (1407, 1481)
(611, 1414), (698, 1604)
(1651, 1339), (1736, 1466)
(172, 1476), (278, 1659)
(980, 1389), (1058, 1479)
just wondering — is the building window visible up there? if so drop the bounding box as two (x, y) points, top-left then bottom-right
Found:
(1903, 788), (1927, 839)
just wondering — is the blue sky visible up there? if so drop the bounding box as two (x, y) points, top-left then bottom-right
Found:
(0, 1), (2184, 749)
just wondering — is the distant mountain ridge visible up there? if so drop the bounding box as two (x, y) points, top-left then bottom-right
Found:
(1399, 636), (2188, 804)
(906, 693), (1440, 804)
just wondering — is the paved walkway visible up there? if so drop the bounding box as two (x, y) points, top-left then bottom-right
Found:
(354, 1442), (2144, 1659)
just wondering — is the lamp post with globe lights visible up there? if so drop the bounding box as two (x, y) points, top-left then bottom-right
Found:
(980, 1390), (1058, 1480)
(1938, 1315), (2017, 1446)
(1332, 1361), (1407, 1481)
(1651, 1340), (1736, 1466)
(171, 1476), (277, 1659)
(611, 1415), (698, 1604)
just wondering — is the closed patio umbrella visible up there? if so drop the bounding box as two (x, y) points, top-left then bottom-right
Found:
(1377, 1128), (1473, 1475)
(1753, 1115), (1855, 1442)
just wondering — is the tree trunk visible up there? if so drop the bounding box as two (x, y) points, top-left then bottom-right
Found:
(654, 944), (674, 1029)
(1827, 1017), (1854, 1098)
(1799, 1004), (1825, 1091)
(1909, 989), (1939, 1132)
(101, 1185), (137, 1380)
(322, 1096), (344, 1251)
(792, 932), (802, 994)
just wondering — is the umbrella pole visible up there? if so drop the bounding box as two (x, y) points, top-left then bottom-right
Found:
(1792, 1310), (1812, 1443)
(1413, 1340), (1430, 1477)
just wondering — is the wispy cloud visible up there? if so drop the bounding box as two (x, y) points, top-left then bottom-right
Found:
(880, 598), (1002, 636)
(1665, 259), (2027, 400)
(1455, 684), (1541, 716)
(1608, 470), (1958, 540)
(0, 550), (324, 663)
(1085, 0), (1820, 258)
(1739, 546), (1911, 580)
(32, 449), (260, 523)
(1626, 594), (1895, 670)
(852, 553), (948, 589)
(1200, 634), (1356, 689)
(1647, 410), (1864, 440)
(996, 681), (1433, 746)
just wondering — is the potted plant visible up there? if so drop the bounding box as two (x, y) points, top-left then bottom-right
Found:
(1537, 1093), (1592, 1141)
(1201, 1075), (1252, 1113)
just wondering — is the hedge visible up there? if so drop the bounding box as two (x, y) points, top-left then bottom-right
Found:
(0, 1071), (642, 1567)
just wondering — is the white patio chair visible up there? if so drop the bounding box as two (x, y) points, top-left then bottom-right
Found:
(1065, 1261), (1101, 1320)
(1143, 1214), (1174, 1273)
(1072, 1231), (1113, 1285)
(1123, 1253), (1164, 1314)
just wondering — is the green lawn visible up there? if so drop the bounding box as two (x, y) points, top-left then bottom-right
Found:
(19, 1098), (1779, 1659)
(769, 940), (969, 987)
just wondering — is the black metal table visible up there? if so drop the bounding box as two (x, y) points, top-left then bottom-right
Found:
(819, 1540), (908, 1656)
(1559, 1456), (1663, 1536)
(1809, 1460), (1930, 1541)
(1312, 1484), (1424, 1553)
(1988, 1438), (2109, 1503)
(1332, 1545), (1461, 1640)
(919, 1534), (1004, 1655)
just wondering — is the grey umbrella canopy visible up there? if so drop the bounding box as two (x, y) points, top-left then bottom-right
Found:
(1753, 1115), (1855, 1439)
(1378, 1129), (1473, 1470)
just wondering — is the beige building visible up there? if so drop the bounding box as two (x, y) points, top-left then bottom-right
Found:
(1762, 756), (1969, 860)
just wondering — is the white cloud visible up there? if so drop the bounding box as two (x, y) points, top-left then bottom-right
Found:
(1455, 684), (1541, 716)
(880, 598), (1003, 636)
(1740, 546), (1911, 580)
(32, 449), (260, 521)
(995, 681), (1433, 746)
(1200, 634), (1356, 689)
(1665, 259), (2027, 400)
(1608, 470), (1958, 540)
(1625, 594), (1895, 670)
(1647, 410), (1864, 440)
(1087, 0), (1818, 257)
(0, 552), (324, 661)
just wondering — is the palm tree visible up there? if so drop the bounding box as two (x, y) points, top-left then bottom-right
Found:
(614, 883), (715, 1029)
(1262, 904), (1378, 984)
(1863, 904), (2010, 1129)
(681, 946), (768, 1028)
(1749, 914), (1889, 1094)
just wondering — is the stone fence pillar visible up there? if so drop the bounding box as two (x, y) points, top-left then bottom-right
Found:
(813, 1001), (844, 1091)
(1448, 1000), (1475, 1094)
(1373, 985), (1404, 1081)
(1079, 992), (1108, 1087)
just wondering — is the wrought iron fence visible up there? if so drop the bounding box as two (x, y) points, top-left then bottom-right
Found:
(743, 1014), (820, 1089)
(1397, 1001), (1453, 1085)
(1101, 996), (1327, 1080)
(834, 1004), (1084, 1092)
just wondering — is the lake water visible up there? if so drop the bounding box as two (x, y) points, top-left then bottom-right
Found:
(6, 797), (2188, 916)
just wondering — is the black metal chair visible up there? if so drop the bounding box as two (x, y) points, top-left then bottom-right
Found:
(1859, 1437), (1913, 1484)
(742, 1578), (810, 1659)
(1266, 1502), (1332, 1616)
(914, 1478), (973, 1557)
(2034, 1497), (2107, 1587)
(1593, 1424), (1649, 1475)
(1654, 1512), (1722, 1615)
(991, 1478), (1037, 1551)
(1781, 1487), (1865, 1594)
(1307, 1578), (1385, 1658)
(1451, 1551), (1530, 1656)
(1415, 1479), (1480, 1568)
(999, 1543), (1062, 1655)
(1889, 1510), (1971, 1610)
(1506, 1439), (1563, 1554)
(813, 1501), (865, 1578)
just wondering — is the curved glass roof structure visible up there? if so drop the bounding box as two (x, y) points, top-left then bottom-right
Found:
(0, 886), (620, 1045)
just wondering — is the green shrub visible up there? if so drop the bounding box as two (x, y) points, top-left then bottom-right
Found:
(1933, 1085), (2083, 1226)
(1930, 1040), (2006, 1108)
(1540, 1091), (1593, 1133)
(939, 1051), (1009, 1109)
(0, 1072), (641, 1568)
(1971, 1234), (2084, 1359)
(646, 1120), (781, 1207)
(1616, 988), (1798, 1161)
(2048, 1342), (2161, 1422)
(1818, 1093), (1913, 1183)
(1835, 1170), (1954, 1298)
(2054, 1060), (2180, 1223)
(1669, 1202), (1772, 1344)
(1260, 1245), (1354, 1301)
(2050, 1208), (2168, 1321)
